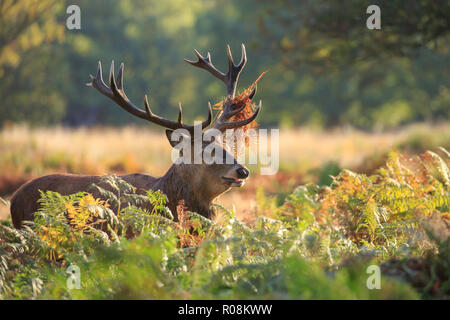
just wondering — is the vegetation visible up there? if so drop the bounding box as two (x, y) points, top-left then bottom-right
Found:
(0, 148), (448, 299)
(0, 0), (448, 301)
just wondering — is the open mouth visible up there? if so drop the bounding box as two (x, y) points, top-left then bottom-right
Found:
(221, 176), (245, 187)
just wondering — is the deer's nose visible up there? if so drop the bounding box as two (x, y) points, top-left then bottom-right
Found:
(237, 167), (249, 179)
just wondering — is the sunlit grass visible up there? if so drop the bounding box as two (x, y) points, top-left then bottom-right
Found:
(0, 122), (449, 220)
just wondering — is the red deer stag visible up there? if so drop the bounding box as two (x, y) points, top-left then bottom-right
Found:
(10, 44), (262, 228)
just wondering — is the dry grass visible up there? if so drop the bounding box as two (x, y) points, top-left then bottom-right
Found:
(1, 122), (449, 220)
(278, 123), (450, 170)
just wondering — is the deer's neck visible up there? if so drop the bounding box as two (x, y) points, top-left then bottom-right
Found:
(152, 164), (215, 221)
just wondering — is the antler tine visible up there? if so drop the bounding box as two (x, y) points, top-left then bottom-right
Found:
(248, 84), (257, 99)
(238, 43), (247, 69)
(177, 103), (183, 126)
(116, 62), (124, 90)
(109, 60), (117, 91)
(144, 94), (152, 116)
(87, 61), (114, 99)
(226, 43), (247, 70)
(184, 50), (227, 83)
(88, 61), (212, 132)
(226, 45), (234, 70)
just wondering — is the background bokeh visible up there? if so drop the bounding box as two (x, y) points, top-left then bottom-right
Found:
(0, 0), (448, 129)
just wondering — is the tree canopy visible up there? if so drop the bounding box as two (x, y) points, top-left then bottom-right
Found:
(0, 0), (448, 129)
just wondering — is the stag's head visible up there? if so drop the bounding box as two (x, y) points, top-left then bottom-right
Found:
(87, 44), (261, 197)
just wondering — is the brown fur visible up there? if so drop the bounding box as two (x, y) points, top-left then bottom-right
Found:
(10, 158), (243, 228)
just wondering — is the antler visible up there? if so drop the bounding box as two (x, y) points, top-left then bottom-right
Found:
(185, 44), (261, 132)
(213, 90), (261, 132)
(86, 61), (212, 133)
(184, 44), (247, 98)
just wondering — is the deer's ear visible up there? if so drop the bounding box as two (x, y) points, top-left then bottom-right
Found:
(165, 130), (178, 148)
(165, 129), (193, 151)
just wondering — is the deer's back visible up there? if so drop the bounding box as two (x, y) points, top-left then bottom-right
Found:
(10, 173), (157, 228)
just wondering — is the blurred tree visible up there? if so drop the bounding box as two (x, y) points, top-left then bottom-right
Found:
(0, 0), (64, 72)
(254, 0), (450, 128)
(256, 0), (450, 68)
(0, 0), (66, 125)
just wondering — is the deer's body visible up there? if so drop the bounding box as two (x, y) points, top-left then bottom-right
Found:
(10, 44), (262, 229)
(11, 173), (152, 228)
(11, 163), (231, 228)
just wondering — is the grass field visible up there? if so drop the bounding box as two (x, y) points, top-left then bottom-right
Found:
(1, 123), (449, 220)
(0, 123), (449, 299)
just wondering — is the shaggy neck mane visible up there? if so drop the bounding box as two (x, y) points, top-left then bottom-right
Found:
(149, 164), (215, 220)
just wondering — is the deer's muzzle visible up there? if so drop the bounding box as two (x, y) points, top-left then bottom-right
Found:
(222, 166), (249, 187)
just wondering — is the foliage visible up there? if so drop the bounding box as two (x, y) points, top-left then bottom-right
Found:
(257, 0), (449, 66)
(0, 0), (66, 125)
(0, 0), (64, 70)
(0, 149), (448, 299)
(0, 0), (448, 128)
(280, 149), (449, 252)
